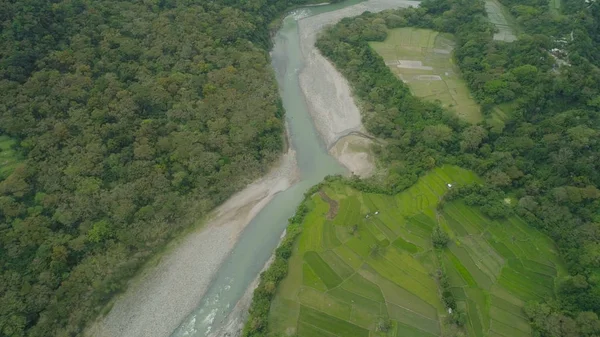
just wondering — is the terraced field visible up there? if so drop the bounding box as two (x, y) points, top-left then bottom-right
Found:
(441, 200), (567, 337)
(268, 166), (566, 337)
(549, 0), (561, 14)
(369, 28), (482, 124)
(0, 135), (21, 179)
(485, 0), (518, 42)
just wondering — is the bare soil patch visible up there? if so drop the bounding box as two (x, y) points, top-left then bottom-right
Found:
(319, 190), (339, 220)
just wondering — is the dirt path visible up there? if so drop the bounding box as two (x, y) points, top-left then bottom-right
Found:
(86, 148), (298, 337)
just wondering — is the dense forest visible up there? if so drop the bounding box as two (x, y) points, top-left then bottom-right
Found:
(0, 0), (338, 336)
(316, 0), (600, 335)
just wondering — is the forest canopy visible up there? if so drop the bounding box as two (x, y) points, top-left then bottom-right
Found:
(0, 0), (332, 336)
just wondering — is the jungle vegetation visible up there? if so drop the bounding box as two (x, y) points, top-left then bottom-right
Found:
(0, 0), (338, 336)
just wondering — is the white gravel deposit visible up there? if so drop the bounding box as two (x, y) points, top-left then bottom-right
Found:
(329, 134), (376, 177)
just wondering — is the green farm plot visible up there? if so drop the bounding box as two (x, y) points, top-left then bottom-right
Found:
(322, 250), (354, 279)
(322, 221), (342, 249)
(0, 136), (22, 180)
(370, 28), (482, 123)
(392, 236), (421, 254)
(297, 321), (337, 337)
(372, 217), (398, 241)
(298, 197), (329, 252)
(490, 294), (525, 317)
(485, 0), (518, 42)
(333, 245), (363, 269)
(487, 101), (518, 133)
(328, 287), (382, 314)
(490, 306), (531, 334)
(298, 287), (352, 320)
(549, 0), (561, 13)
(467, 299), (485, 337)
(299, 306), (369, 337)
(269, 297), (300, 334)
(304, 251), (342, 289)
(268, 165), (564, 337)
(440, 195), (565, 336)
(370, 270), (440, 318)
(491, 319), (531, 337)
(341, 273), (385, 303)
(466, 287), (491, 332)
(396, 322), (438, 337)
(303, 262), (328, 291)
(333, 196), (361, 227)
(350, 305), (381, 329)
(387, 303), (441, 335)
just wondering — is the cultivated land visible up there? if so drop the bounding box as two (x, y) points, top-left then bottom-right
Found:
(268, 165), (566, 337)
(370, 28), (483, 124)
(485, 0), (518, 42)
(0, 135), (21, 179)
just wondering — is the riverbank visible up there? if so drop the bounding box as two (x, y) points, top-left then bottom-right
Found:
(205, 229), (283, 337)
(330, 134), (376, 177)
(297, 0), (420, 177)
(86, 148), (298, 337)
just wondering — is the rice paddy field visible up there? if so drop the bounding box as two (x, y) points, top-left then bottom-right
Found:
(268, 165), (566, 337)
(485, 101), (518, 134)
(369, 28), (483, 124)
(0, 135), (21, 179)
(485, 0), (518, 42)
(549, 0), (561, 14)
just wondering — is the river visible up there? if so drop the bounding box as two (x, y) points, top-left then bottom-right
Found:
(166, 0), (434, 335)
(169, 2), (364, 336)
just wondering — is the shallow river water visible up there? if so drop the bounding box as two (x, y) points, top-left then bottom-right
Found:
(169, 2), (365, 336)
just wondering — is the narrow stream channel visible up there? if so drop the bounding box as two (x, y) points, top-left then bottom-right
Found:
(170, 2), (364, 336)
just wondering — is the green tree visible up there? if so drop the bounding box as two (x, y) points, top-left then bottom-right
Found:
(432, 226), (450, 248)
(422, 124), (453, 146)
(459, 126), (487, 152)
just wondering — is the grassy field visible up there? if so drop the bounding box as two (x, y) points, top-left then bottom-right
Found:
(369, 28), (483, 124)
(486, 101), (519, 134)
(268, 165), (566, 337)
(485, 0), (518, 42)
(0, 135), (21, 179)
(549, 0), (561, 14)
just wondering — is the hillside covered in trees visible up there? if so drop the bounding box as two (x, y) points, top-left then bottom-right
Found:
(314, 0), (600, 335)
(0, 0), (337, 336)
